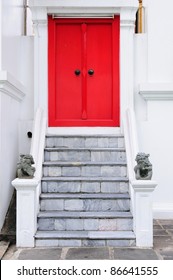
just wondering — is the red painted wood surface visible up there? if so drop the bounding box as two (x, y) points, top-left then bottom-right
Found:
(48, 17), (120, 127)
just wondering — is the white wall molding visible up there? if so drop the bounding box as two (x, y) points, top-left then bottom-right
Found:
(120, 8), (137, 125)
(30, 0), (138, 20)
(0, 71), (26, 102)
(31, 7), (47, 24)
(139, 83), (173, 101)
(30, 0), (138, 9)
(47, 127), (121, 136)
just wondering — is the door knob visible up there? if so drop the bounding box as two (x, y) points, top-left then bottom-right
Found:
(88, 69), (94, 76)
(74, 69), (81, 76)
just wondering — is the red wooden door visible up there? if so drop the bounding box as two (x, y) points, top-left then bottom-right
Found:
(48, 17), (120, 127)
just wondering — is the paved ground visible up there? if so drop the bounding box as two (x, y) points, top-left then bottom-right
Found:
(1, 220), (173, 260)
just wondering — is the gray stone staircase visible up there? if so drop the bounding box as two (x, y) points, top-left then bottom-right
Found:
(35, 135), (135, 247)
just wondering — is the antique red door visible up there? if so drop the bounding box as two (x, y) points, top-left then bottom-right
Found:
(48, 17), (120, 126)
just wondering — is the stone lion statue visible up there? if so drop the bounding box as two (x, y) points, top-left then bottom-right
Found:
(16, 154), (36, 179)
(134, 153), (152, 180)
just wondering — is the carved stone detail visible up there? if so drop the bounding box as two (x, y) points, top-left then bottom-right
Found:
(134, 153), (152, 180)
(16, 154), (36, 179)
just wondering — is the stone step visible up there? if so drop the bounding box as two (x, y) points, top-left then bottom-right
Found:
(38, 211), (132, 218)
(38, 211), (133, 231)
(41, 176), (129, 193)
(46, 135), (125, 149)
(41, 193), (130, 199)
(43, 162), (127, 177)
(37, 134), (134, 248)
(44, 148), (126, 162)
(35, 230), (136, 247)
(40, 193), (130, 212)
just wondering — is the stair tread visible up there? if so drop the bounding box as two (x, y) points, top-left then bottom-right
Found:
(38, 135), (133, 246)
(38, 211), (132, 218)
(35, 230), (135, 239)
(40, 193), (130, 199)
(42, 176), (129, 182)
(46, 134), (124, 138)
(45, 147), (125, 151)
(43, 161), (127, 166)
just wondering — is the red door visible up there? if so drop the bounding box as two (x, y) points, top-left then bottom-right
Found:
(48, 17), (120, 127)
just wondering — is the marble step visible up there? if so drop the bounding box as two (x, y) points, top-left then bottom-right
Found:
(44, 147), (126, 162)
(35, 230), (136, 247)
(43, 162), (127, 177)
(41, 176), (129, 193)
(40, 193), (130, 212)
(38, 211), (133, 231)
(46, 135), (125, 149)
(38, 211), (132, 218)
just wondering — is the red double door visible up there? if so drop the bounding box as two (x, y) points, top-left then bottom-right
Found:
(48, 17), (120, 127)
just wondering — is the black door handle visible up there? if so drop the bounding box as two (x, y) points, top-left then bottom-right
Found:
(88, 69), (94, 76)
(74, 69), (81, 76)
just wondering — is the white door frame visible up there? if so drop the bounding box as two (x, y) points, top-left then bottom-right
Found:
(30, 0), (138, 134)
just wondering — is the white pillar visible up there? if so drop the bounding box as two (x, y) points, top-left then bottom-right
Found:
(132, 180), (157, 247)
(32, 8), (48, 117)
(12, 179), (39, 247)
(120, 8), (137, 126)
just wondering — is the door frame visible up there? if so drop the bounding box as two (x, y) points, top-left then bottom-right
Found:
(30, 0), (138, 134)
(48, 17), (120, 127)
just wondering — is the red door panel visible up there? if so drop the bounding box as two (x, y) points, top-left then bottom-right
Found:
(48, 17), (120, 127)
(55, 23), (82, 120)
(87, 23), (112, 121)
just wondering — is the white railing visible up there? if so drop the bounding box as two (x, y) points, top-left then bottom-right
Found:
(123, 108), (157, 247)
(123, 108), (139, 215)
(12, 108), (46, 247)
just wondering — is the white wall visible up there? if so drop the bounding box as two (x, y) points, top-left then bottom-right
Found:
(18, 36), (34, 155)
(1, 0), (34, 119)
(1, 0), (34, 152)
(2, 0), (24, 77)
(0, 2), (2, 69)
(135, 0), (173, 218)
(0, 0), (34, 230)
(0, 93), (21, 229)
(144, 0), (173, 82)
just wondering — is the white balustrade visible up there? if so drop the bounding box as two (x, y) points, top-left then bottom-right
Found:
(12, 108), (46, 247)
(123, 108), (157, 247)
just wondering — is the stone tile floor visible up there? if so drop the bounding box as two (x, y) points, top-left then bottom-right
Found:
(1, 220), (173, 260)
(153, 219), (173, 260)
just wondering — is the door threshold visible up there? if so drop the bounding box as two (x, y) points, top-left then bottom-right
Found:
(47, 127), (122, 136)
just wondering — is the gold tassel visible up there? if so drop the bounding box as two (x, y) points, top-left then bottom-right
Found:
(138, 0), (143, 33)
(136, 0), (144, 33)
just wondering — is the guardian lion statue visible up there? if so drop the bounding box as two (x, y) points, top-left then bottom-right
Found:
(134, 153), (152, 180)
(16, 154), (36, 178)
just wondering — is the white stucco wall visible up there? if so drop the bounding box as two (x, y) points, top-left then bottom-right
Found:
(0, 2), (2, 69)
(1, 0), (34, 119)
(145, 0), (173, 82)
(2, 0), (24, 76)
(0, 92), (20, 230)
(135, 0), (173, 218)
(0, 0), (34, 230)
